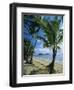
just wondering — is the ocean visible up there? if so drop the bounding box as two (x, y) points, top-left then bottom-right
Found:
(33, 54), (63, 64)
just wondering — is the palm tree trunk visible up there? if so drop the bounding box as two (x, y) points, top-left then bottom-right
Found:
(29, 54), (33, 64)
(29, 40), (37, 64)
(48, 47), (57, 74)
(25, 43), (32, 63)
(29, 27), (40, 64)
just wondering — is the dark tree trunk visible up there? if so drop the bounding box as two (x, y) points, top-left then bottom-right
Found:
(29, 40), (37, 64)
(25, 52), (29, 64)
(47, 47), (57, 74)
(29, 54), (33, 64)
(24, 49), (29, 64)
(25, 58), (29, 63)
(26, 43), (32, 64)
(29, 28), (40, 64)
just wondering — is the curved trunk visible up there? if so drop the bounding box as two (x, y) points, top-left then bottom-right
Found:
(29, 27), (40, 64)
(29, 40), (37, 64)
(48, 47), (57, 74)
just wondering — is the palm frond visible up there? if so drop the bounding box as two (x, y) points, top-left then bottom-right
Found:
(37, 36), (49, 45)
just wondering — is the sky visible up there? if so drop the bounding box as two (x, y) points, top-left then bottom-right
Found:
(23, 15), (64, 55)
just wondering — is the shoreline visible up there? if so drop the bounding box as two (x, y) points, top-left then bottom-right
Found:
(23, 59), (63, 75)
(33, 57), (63, 65)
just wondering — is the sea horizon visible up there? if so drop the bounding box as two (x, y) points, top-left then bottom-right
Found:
(33, 53), (63, 64)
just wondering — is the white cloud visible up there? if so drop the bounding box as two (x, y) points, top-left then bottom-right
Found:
(34, 47), (52, 55)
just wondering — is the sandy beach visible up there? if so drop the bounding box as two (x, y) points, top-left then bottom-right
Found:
(23, 59), (63, 75)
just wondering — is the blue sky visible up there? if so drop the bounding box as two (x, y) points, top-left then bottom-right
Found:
(23, 15), (64, 55)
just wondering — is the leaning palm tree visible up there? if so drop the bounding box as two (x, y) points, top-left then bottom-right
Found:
(24, 15), (41, 64)
(28, 27), (40, 64)
(35, 16), (63, 73)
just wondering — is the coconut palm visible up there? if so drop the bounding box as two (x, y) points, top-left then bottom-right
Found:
(24, 39), (33, 63)
(35, 16), (63, 73)
(23, 15), (41, 64)
(28, 27), (40, 64)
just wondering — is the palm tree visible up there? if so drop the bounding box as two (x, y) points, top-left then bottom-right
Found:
(23, 15), (41, 64)
(24, 39), (32, 63)
(29, 27), (40, 64)
(35, 16), (63, 73)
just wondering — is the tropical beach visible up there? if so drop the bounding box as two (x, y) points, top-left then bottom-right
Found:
(23, 14), (63, 75)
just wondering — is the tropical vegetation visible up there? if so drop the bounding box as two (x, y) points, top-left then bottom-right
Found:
(23, 15), (63, 74)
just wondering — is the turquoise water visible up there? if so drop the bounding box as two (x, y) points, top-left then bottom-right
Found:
(33, 54), (63, 64)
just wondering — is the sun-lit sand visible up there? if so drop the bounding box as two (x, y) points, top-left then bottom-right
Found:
(23, 59), (63, 75)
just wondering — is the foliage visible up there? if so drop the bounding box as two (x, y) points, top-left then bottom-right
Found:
(23, 15), (63, 74)
(35, 16), (63, 73)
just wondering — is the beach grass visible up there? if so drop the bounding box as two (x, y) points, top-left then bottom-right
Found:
(23, 59), (63, 75)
